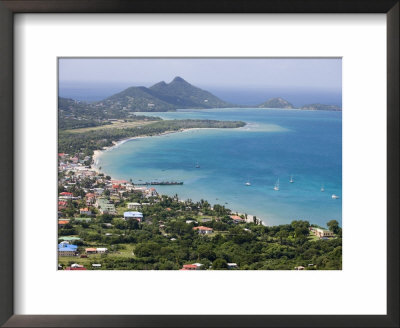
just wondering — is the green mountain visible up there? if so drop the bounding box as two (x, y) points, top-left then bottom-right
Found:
(301, 103), (342, 111)
(98, 76), (232, 112)
(149, 76), (232, 109)
(101, 86), (176, 112)
(258, 97), (294, 109)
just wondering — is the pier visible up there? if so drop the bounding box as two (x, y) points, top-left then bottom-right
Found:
(135, 181), (183, 186)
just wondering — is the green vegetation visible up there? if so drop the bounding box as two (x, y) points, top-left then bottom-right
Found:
(58, 82), (341, 270)
(100, 76), (233, 112)
(58, 191), (342, 270)
(58, 119), (245, 154)
(258, 97), (294, 109)
(58, 97), (162, 130)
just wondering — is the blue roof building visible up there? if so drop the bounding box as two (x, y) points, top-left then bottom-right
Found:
(58, 243), (78, 251)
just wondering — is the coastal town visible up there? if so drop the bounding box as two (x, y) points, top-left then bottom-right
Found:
(58, 151), (342, 270)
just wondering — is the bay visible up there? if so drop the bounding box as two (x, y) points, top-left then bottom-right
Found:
(96, 108), (342, 227)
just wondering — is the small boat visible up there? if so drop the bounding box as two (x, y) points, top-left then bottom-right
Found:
(321, 185), (325, 192)
(195, 162), (200, 168)
(289, 175), (294, 183)
(331, 194), (340, 199)
(245, 182), (251, 186)
(273, 178), (280, 191)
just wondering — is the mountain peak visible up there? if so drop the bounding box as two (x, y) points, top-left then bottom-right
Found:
(171, 76), (187, 83)
(151, 81), (167, 88)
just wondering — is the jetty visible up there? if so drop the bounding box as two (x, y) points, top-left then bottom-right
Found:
(135, 181), (183, 186)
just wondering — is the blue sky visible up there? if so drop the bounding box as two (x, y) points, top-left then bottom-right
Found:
(58, 58), (342, 106)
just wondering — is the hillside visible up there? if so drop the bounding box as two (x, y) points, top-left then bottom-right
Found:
(258, 97), (294, 109)
(149, 76), (232, 109)
(97, 76), (232, 112)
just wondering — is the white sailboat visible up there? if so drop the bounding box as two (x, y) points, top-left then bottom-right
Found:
(273, 178), (280, 191)
(321, 184), (325, 192)
(289, 175), (294, 183)
(195, 162), (200, 168)
(331, 194), (340, 199)
(245, 182), (251, 186)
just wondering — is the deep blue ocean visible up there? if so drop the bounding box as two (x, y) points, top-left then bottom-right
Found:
(96, 108), (342, 227)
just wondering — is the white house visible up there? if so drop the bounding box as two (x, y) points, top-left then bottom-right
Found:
(123, 211), (143, 221)
(127, 202), (141, 210)
(193, 226), (213, 235)
(96, 248), (108, 253)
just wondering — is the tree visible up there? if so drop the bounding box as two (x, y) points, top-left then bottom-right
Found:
(276, 230), (289, 245)
(112, 218), (127, 230)
(327, 220), (340, 234)
(212, 258), (228, 270)
(197, 245), (217, 261)
(127, 219), (139, 230)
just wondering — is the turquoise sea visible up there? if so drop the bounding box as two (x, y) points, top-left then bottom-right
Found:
(96, 108), (342, 227)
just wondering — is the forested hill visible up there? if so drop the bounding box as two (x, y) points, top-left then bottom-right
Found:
(100, 76), (233, 112)
(258, 97), (294, 109)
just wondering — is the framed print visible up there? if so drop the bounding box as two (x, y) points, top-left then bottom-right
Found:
(0, 0), (398, 327)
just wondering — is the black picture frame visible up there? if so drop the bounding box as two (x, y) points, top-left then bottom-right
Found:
(0, 1), (398, 327)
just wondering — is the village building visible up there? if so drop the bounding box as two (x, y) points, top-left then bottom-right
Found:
(193, 226), (213, 235)
(182, 264), (198, 270)
(93, 188), (104, 195)
(180, 263), (203, 270)
(127, 202), (141, 210)
(71, 263), (84, 269)
(58, 220), (70, 228)
(95, 198), (117, 215)
(59, 192), (73, 199)
(79, 208), (92, 216)
(85, 193), (96, 205)
(59, 236), (81, 243)
(58, 243), (78, 257)
(145, 188), (158, 197)
(192, 263), (204, 269)
(310, 227), (335, 238)
(123, 211), (143, 221)
(96, 247), (108, 253)
(85, 248), (97, 254)
(230, 215), (245, 223)
(227, 263), (238, 269)
(58, 200), (67, 210)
